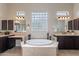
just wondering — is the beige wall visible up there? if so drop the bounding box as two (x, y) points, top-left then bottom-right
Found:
(73, 3), (79, 19)
(0, 4), (8, 30)
(0, 4), (8, 20)
(5, 3), (73, 38)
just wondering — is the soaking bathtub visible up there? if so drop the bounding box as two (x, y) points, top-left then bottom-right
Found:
(21, 39), (58, 56)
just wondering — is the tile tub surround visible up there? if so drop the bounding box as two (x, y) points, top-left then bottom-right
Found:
(21, 41), (58, 56)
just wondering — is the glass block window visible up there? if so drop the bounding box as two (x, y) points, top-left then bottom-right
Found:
(31, 12), (48, 32)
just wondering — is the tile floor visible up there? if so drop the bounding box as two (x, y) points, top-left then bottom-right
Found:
(0, 47), (22, 56)
(0, 47), (79, 56)
(58, 50), (79, 56)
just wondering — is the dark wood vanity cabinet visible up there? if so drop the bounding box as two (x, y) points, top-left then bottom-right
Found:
(2, 20), (14, 30)
(74, 37), (79, 49)
(57, 36), (79, 49)
(0, 36), (8, 52)
(57, 36), (74, 49)
(7, 38), (15, 49)
(0, 36), (15, 53)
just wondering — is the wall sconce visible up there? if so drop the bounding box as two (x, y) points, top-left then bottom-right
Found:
(57, 16), (71, 20)
(16, 16), (24, 20)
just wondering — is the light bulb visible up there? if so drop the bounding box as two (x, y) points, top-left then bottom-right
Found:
(62, 17), (64, 19)
(68, 16), (70, 19)
(65, 17), (67, 20)
(16, 16), (18, 19)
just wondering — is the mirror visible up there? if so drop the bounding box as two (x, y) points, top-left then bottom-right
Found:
(57, 20), (65, 32)
(14, 20), (26, 32)
(68, 18), (79, 30)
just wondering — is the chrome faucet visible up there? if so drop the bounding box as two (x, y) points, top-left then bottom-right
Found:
(47, 33), (51, 40)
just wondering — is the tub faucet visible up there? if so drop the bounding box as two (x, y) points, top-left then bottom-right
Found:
(24, 36), (27, 44)
(28, 34), (31, 40)
(47, 33), (51, 40)
(24, 40), (26, 44)
(47, 33), (49, 39)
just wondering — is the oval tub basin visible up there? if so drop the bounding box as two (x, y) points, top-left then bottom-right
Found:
(26, 39), (53, 46)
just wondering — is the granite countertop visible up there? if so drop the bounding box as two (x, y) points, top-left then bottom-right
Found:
(0, 32), (27, 38)
(9, 35), (26, 39)
(0, 32), (27, 41)
(0, 35), (8, 37)
(53, 32), (79, 36)
(0, 34), (15, 37)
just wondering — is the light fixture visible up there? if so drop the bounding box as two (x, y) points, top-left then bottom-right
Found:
(57, 16), (71, 20)
(56, 11), (71, 20)
(16, 11), (25, 20)
(16, 16), (24, 20)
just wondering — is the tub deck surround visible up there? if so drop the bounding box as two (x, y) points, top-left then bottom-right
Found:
(21, 39), (58, 56)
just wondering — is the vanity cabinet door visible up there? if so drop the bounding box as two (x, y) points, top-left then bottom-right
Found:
(57, 37), (65, 49)
(75, 37), (79, 49)
(64, 37), (74, 49)
(7, 38), (15, 49)
(0, 37), (8, 53)
(58, 36), (74, 49)
(0, 37), (3, 52)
